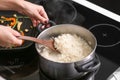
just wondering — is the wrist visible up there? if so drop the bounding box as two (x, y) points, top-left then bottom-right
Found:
(11, 0), (25, 12)
(0, 0), (24, 11)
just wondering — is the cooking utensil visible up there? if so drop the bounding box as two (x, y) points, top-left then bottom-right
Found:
(17, 36), (57, 52)
(35, 24), (101, 80)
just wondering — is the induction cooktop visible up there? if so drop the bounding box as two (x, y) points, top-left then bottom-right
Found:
(72, 0), (120, 64)
(0, 0), (120, 80)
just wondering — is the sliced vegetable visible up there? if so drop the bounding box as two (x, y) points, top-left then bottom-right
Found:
(10, 18), (16, 27)
(24, 29), (29, 32)
(20, 30), (24, 36)
(30, 26), (33, 29)
(0, 20), (4, 23)
(1, 16), (16, 27)
(17, 21), (23, 31)
(13, 14), (17, 17)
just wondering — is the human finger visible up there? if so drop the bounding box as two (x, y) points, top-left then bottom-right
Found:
(36, 13), (48, 24)
(9, 29), (23, 46)
(31, 18), (37, 27)
(39, 7), (49, 22)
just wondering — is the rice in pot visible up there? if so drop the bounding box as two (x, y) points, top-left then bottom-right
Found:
(37, 34), (92, 63)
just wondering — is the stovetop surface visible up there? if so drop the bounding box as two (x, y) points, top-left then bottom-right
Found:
(3, 54), (118, 80)
(73, 1), (120, 64)
(0, 0), (120, 80)
(87, 0), (120, 15)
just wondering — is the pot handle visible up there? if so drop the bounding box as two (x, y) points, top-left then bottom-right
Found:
(75, 55), (101, 72)
(74, 55), (101, 79)
(37, 20), (56, 32)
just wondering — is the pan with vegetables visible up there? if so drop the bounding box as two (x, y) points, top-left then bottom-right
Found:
(0, 11), (38, 66)
(0, 13), (38, 50)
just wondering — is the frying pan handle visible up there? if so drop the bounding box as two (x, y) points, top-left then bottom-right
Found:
(37, 20), (56, 32)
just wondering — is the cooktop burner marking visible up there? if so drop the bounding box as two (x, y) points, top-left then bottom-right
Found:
(89, 23), (120, 47)
(102, 33), (107, 37)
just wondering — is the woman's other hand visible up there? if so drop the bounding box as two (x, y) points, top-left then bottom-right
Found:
(0, 25), (23, 48)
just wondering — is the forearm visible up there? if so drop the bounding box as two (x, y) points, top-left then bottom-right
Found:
(0, 0), (24, 11)
(0, 0), (49, 25)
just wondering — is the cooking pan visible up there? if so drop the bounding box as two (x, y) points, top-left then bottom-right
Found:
(0, 11), (38, 66)
(0, 11), (54, 66)
(0, 11), (38, 50)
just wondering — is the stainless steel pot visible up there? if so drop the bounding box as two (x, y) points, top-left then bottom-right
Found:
(35, 24), (100, 80)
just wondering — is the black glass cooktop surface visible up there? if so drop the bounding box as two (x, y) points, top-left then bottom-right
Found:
(0, 0), (120, 80)
(87, 0), (120, 15)
(72, 1), (120, 64)
(2, 54), (118, 80)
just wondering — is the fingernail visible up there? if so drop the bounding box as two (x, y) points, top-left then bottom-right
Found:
(44, 20), (48, 24)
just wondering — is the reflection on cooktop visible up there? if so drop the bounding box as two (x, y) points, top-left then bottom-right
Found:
(87, 0), (120, 15)
(0, 56), (39, 80)
(3, 54), (118, 80)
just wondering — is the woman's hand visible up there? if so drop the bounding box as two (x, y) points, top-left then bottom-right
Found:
(0, 0), (49, 27)
(17, 1), (49, 26)
(0, 0), (49, 48)
(0, 25), (23, 48)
